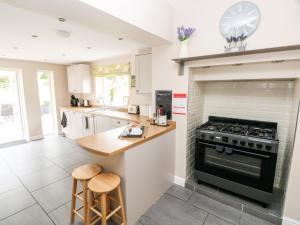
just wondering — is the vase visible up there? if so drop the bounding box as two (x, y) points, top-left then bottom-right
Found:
(179, 39), (189, 58)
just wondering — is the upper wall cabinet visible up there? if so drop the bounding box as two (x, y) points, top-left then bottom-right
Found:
(67, 64), (92, 93)
(135, 53), (152, 95)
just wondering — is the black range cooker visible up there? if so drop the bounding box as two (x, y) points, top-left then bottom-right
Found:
(194, 116), (279, 206)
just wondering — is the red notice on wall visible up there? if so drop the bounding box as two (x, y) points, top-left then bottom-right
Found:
(173, 93), (187, 115)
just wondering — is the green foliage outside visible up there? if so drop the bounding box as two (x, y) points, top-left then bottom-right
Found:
(0, 76), (9, 89)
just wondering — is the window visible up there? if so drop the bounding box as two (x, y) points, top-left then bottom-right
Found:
(95, 74), (129, 107)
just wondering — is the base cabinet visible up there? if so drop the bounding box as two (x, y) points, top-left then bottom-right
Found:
(94, 116), (111, 133)
(82, 114), (95, 137)
(61, 110), (131, 139)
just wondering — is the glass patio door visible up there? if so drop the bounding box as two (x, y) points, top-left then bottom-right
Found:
(37, 71), (55, 135)
(0, 69), (24, 144)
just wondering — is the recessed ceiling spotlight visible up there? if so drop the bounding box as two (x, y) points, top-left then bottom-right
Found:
(13, 46), (19, 50)
(62, 53), (66, 56)
(118, 37), (124, 41)
(58, 17), (66, 22)
(31, 34), (38, 38)
(56, 30), (71, 38)
(86, 46), (92, 50)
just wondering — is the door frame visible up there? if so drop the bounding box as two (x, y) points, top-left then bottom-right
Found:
(37, 70), (58, 136)
(0, 67), (26, 145)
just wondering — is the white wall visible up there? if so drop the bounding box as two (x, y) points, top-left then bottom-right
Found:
(0, 58), (68, 139)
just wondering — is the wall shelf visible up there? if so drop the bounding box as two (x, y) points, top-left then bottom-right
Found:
(171, 44), (300, 75)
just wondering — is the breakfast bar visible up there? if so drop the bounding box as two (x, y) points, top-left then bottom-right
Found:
(76, 116), (176, 225)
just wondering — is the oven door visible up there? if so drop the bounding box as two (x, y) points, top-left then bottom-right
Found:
(195, 140), (277, 193)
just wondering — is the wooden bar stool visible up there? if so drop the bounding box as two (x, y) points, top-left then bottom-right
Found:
(87, 173), (126, 225)
(71, 164), (102, 225)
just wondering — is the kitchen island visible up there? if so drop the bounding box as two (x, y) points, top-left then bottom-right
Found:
(74, 109), (176, 225)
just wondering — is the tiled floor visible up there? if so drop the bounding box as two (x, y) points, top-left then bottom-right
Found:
(0, 136), (278, 225)
(136, 185), (277, 225)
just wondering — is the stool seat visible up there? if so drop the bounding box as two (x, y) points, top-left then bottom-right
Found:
(72, 164), (101, 180)
(88, 173), (120, 193)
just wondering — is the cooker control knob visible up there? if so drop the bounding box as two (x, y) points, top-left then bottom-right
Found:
(240, 141), (246, 146)
(265, 145), (272, 151)
(209, 135), (214, 140)
(201, 134), (206, 138)
(256, 144), (263, 149)
(248, 142), (254, 147)
(232, 140), (238, 145)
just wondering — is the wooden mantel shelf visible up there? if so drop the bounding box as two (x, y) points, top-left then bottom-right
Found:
(172, 44), (300, 75)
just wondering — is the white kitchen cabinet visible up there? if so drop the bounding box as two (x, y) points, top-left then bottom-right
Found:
(110, 118), (131, 129)
(94, 116), (111, 133)
(82, 114), (95, 137)
(67, 64), (92, 93)
(61, 110), (95, 139)
(69, 111), (84, 139)
(135, 53), (152, 95)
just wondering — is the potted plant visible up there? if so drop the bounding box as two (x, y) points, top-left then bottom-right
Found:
(177, 26), (195, 58)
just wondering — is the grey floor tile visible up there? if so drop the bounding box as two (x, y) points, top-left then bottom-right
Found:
(140, 194), (207, 225)
(240, 213), (275, 225)
(139, 215), (160, 225)
(1, 145), (44, 164)
(32, 176), (73, 213)
(188, 192), (241, 224)
(48, 202), (83, 225)
(64, 159), (100, 174)
(19, 165), (69, 192)
(134, 221), (144, 225)
(10, 157), (54, 177)
(204, 214), (233, 225)
(166, 184), (193, 201)
(0, 186), (36, 220)
(0, 204), (54, 225)
(52, 152), (91, 168)
(0, 163), (22, 194)
(40, 142), (79, 159)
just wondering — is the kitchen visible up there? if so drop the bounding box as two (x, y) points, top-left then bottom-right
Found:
(1, 1), (300, 225)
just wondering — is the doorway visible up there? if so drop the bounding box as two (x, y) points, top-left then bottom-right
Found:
(37, 71), (55, 135)
(0, 68), (25, 144)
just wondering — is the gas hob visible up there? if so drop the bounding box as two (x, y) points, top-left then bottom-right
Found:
(196, 116), (279, 153)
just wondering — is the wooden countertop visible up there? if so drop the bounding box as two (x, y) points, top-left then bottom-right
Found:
(76, 120), (176, 157)
(61, 106), (140, 122)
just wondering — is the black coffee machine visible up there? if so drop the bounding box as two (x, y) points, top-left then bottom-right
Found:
(70, 95), (78, 107)
(155, 90), (172, 119)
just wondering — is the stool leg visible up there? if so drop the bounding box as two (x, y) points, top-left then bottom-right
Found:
(70, 178), (77, 224)
(117, 185), (127, 225)
(101, 193), (107, 225)
(82, 180), (88, 225)
(87, 190), (92, 225)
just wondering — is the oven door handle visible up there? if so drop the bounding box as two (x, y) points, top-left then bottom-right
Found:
(197, 141), (270, 158)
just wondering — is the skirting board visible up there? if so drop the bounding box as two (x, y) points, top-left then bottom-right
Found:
(283, 217), (300, 225)
(28, 135), (44, 141)
(174, 176), (185, 187)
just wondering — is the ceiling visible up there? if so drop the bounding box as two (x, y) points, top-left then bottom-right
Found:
(0, 2), (149, 64)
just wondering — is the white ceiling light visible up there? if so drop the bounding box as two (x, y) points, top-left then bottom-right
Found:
(56, 30), (71, 38)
